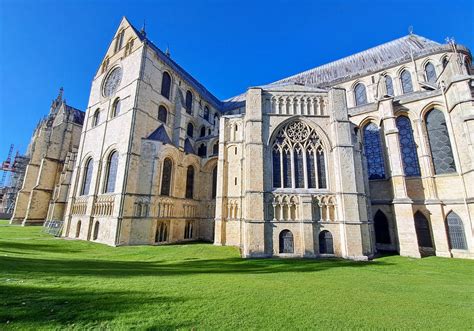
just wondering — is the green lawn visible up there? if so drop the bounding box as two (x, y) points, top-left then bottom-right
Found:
(0, 220), (473, 330)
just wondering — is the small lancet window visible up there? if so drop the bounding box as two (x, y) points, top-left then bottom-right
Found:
(160, 158), (172, 196)
(104, 151), (119, 193)
(187, 123), (194, 138)
(185, 166), (194, 199)
(384, 75), (394, 96)
(198, 143), (207, 157)
(161, 72), (171, 99)
(81, 158), (94, 196)
(200, 126), (206, 137)
(211, 166), (218, 199)
(93, 109), (101, 127)
(204, 106), (210, 121)
(425, 62), (437, 83)
(158, 105), (168, 124)
(400, 69), (413, 93)
(354, 83), (368, 106)
(114, 29), (125, 53)
(185, 91), (193, 114)
(112, 98), (121, 117)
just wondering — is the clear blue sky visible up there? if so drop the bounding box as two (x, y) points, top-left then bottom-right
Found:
(0, 0), (473, 160)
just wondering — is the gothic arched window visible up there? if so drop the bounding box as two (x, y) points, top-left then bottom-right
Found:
(400, 69), (413, 94)
(187, 123), (194, 138)
(93, 109), (101, 127)
(374, 210), (391, 244)
(425, 62), (437, 83)
(185, 166), (194, 199)
(213, 141), (219, 155)
(161, 72), (171, 99)
(81, 158), (94, 195)
(200, 126), (206, 137)
(76, 220), (81, 238)
(112, 98), (121, 117)
(158, 105), (168, 124)
(414, 212), (433, 249)
(185, 90), (193, 114)
(184, 221), (194, 239)
(114, 29), (125, 53)
(354, 83), (368, 106)
(279, 230), (294, 253)
(363, 123), (385, 180)
(446, 211), (467, 250)
(396, 116), (421, 176)
(385, 75), (394, 96)
(212, 166), (218, 199)
(204, 106), (210, 121)
(104, 151), (119, 193)
(160, 158), (172, 196)
(272, 121), (327, 189)
(425, 109), (456, 174)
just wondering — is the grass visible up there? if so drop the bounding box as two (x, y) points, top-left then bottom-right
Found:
(0, 220), (473, 330)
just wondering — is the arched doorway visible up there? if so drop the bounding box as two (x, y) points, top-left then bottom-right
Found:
(279, 230), (294, 254)
(319, 230), (334, 254)
(414, 212), (434, 255)
(374, 210), (391, 245)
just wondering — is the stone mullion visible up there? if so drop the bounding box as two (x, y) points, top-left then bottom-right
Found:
(314, 151), (319, 189)
(290, 148), (296, 189)
(279, 149), (284, 189)
(302, 146), (308, 189)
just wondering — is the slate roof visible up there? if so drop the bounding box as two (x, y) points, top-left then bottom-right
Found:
(65, 105), (85, 125)
(184, 138), (196, 154)
(271, 34), (453, 87)
(145, 125), (171, 144)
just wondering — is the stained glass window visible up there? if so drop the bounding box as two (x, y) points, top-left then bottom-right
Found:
(273, 148), (281, 188)
(396, 116), (421, 176)
(185, 91), (193, 114)
(306, 150), (316, 188)
(354, 83), (368, 106)
(385, 75), (394, 96)
(400, 70), (413, 93)
(81, 158), (94, 195)
(425, 109), (456, 174)
(104, 151), (119, 193)
(161, 158), (172, 196)
(283, 149), (291, 188)
(161, 72), (171, 99)
(185, 166), (194, 199)
(317, 149), (326, 188)
(446, 212), (467, 250)
(363, 123), (385, 180)
(425, 62), (437, 83)
(272, 121), (327, 189)
(294, 148), (304, 188)
(158, 105), (168, 123)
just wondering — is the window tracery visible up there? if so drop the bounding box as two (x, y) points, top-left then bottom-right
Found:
(363, 123), (385, 180)
(400, 69), (413, 93)
(272, 121), (327, 189)
(396, 116), (421, 176)
(425, 62), (437, 83)
(425, 109), (456, 174)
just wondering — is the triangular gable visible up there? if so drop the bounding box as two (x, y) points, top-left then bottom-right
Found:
(184, 138), (195, 154)
(145, 125), (171, 144)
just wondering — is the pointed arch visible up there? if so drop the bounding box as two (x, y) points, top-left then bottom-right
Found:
(319, 230), (334, 254)
(185, 165), (195, 199)
(384, 75), (394, 96)
(279, 230), (294, 253)
(103, 151), (119, 193)
(187, 122), (194, 138)
(425, 108), (456, 174)
(160, 158), (173, 196)
(354, 83), (368, 106)
(363, 122), (385, 180)
(185, 90), (193, 114)
(414, 211), (434, 249)
(158, 105), (168, 124)
(374, 210), (391, 244)
(161, 71), (171, 99)
(396, 116), (421, 176)
(400, 69), (413, 94)
(446, 211), (467, 250)
(81, 158), (94, 196)
(112, 98), (121, 117)
(424, 62), (437, 83)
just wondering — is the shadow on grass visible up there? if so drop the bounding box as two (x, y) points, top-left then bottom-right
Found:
(0, 284), (189, 329)
(0, 254), (390, 279)
(0, 241), (82, 254)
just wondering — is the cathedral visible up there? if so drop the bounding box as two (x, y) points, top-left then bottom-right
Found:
(11, 17), (474, 260)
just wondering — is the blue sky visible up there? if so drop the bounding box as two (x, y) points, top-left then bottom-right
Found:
(0, 0), (473, 161)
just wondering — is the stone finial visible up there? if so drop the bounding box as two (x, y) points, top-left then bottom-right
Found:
(140, 20), (147, 37)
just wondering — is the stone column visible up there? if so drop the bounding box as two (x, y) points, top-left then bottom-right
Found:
(379, 97), (421, 258)
(242, 88), (267, 257)
(329, 88), (370, 260)
(214, 117), (227, 245)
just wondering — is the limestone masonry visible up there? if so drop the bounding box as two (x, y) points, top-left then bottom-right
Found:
(10, 17), (474, 259)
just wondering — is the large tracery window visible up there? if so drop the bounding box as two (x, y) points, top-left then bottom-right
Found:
(363, 123), (385, 180)
(396, 116), (421, 176)
(425, 109), (456, 174)
(272, 121), (327, 189)
(446, 211), (467, 250)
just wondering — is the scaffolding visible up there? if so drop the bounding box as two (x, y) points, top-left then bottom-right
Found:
(0, 144), (29, 218)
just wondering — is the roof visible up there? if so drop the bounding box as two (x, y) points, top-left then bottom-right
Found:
(184, 138), (195, 154)
(65, 105), (85, 125)
(145, 125), (171, 144)
(271, 34), (452, 87)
